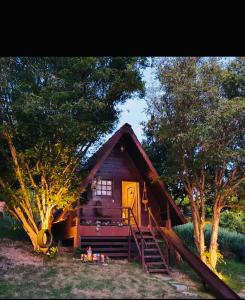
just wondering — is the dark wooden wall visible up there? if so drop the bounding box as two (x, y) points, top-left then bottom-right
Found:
(81, 140), (166, 226)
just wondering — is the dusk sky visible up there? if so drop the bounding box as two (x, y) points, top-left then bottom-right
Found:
(109, 66), (155, 143)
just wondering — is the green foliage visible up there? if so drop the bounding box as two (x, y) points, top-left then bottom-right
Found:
(0, 57), (147, 237)
(73, 247), (81, 258)
(175, 195), (191, 215)
(220, 210), (245, 234)
(176, 259), (245, 293)
(46, 246), (59, 259)
(174, 222), (245, 261)
(217, 259), (245, 292)
(143, 57), (245, 268)
(0, 214), (28, 240)
(143, 57), (245, 201)
(173, 222), (197, 254)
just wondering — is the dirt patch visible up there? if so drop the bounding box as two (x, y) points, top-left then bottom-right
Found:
(0, 238), (43, 266)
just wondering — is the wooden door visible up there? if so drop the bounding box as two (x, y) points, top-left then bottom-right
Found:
(122, 181), (140, 226)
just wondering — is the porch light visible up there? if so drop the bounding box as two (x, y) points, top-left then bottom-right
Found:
(120, 145), (124, 152)
(142, 182), (149, 212)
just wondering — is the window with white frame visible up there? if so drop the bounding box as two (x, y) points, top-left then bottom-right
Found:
(95, 179), (112, 196)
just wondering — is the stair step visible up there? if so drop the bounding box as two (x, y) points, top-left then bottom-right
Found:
(81, 247), (128, 252)
(81, 237), (128, 240)
(148, 269), (168, 273)
(81, 242), (129, 246)
(106, 253), (128, 257)
(144, 248), (159, 251)
(144, 255), (161, 258)
(146, 261), (165, 266)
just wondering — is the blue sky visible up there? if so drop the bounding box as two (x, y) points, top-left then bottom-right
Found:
(110, 57), (235, 142)
(110, 66), (155, 142)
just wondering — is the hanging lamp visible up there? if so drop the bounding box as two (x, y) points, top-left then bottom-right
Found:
(142, 181), (149, 211)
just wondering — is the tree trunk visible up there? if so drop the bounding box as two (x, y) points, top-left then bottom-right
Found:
(189, 194), (206, 264)
(9, 206), (52, 254)
(190, 201), (200, 252)
(209, 205), (221, 270)
(28, 231), (39, 252)
(199, 220), (206, 263)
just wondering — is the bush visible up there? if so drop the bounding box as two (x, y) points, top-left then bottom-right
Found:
(219, 211), (245, 234)
(46, 246), (59, 259)
(0, 214), (28, 241)
(173, 222), (245, 261)
(73, 247), (81, 258)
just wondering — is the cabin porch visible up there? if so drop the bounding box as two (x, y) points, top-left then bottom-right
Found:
(59, 205), (171, 273)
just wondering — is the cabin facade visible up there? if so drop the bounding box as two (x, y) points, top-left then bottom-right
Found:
(52, 123), (186, 273)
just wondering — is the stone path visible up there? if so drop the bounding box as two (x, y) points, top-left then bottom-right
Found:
(167, 280), (198, 298)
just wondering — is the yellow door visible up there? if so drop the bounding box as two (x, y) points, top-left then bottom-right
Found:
(122, 181), (140, 226)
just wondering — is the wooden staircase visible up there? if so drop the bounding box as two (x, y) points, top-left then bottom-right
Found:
(133, 228), (170, 274)
(78, 207), (170, 275)
(80, 236), (138, 259)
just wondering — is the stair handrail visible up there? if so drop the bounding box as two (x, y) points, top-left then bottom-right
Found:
(148, 207), (170, 268)
(148, 207), (169, 244)
(128, 207), (147, 270)
(128, 207), (146, 246)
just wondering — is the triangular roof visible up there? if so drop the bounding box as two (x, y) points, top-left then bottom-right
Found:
(54, 123), (186, 225)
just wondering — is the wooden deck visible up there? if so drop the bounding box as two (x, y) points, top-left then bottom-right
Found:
(78, 225), (130, 237)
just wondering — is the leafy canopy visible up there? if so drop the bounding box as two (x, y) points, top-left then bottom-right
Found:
(0, 57), (148, 210)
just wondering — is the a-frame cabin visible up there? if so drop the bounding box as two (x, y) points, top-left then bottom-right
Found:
(52, 123), (186, 273)
(52, 123), (241, 297)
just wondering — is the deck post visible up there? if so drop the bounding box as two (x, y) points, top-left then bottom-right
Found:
(128, 207), (130, 226)
(128, 228), (131, 262)
(166, 201), (171, 229)
(141, 238), (145, 271)
(148, 207), (152, 229)
(73, 216), (80, 248)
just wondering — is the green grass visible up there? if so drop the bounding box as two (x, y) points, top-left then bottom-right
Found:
(174, 259), (245, 293)
(0, 241), (214, 299)
(217, 259), (245, 292)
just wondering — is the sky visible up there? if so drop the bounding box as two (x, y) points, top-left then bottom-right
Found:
(110, 57), (235, 142)
(108, 66), (155, 142)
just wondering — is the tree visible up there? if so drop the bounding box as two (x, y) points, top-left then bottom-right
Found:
(0, 57), (147, 252)
(143, 57), (245, 271)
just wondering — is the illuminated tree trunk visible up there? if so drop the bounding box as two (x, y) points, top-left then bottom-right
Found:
(184, 171), (207, 265)
(209, 203), (221, 270)
(187, 192), (206, 264)
(199, 220), (206, 263)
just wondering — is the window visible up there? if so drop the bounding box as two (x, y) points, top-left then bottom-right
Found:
(96, 179), (112, 196)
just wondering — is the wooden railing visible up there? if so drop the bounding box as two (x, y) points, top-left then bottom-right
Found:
(76, 205), (135, 225)
(127, 208), (146, 269)
(148, 207), (169, 267)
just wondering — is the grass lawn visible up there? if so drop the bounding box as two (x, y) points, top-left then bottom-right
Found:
(175, 259), (245, 294)
(217, 259), (245, 292)
(0, 239), (214, 299)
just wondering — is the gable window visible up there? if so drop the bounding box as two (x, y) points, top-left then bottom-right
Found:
(96, 179), (112, 196)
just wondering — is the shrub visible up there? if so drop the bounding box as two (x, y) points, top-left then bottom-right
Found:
(0, 214), (28, 241)
(173, 222), (245, 261)
(46, 246), (59, 259)
(73, 247), (81, 258)
(219, 211), (245, 234)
